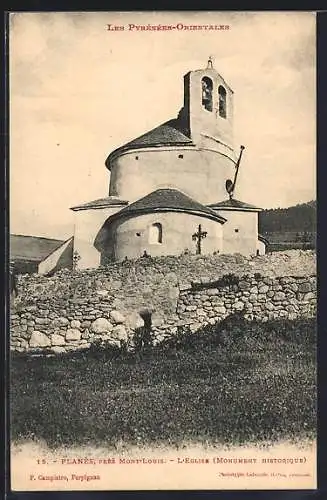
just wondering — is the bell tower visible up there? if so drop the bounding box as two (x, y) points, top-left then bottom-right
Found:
(178, 57), (236, 161)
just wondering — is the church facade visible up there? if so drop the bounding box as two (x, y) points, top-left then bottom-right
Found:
(71, 59), (266, 269)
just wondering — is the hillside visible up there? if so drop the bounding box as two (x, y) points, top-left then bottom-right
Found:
(259, 200), (316, 234)
(258, 201), (316, 250)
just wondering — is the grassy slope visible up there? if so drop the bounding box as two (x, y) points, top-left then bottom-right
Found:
(10, 317), (316, 450)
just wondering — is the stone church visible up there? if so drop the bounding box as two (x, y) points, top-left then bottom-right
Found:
(71, 58), (266, 269)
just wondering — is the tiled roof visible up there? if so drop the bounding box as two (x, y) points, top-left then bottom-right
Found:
(10, 234), (68, 263)
(70, 196), (128, 211)
(208, 198), (262, 212)
(106, 119), (193, 168)
(108, 188), (226, 224)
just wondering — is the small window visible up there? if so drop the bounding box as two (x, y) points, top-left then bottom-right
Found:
(135, 156), (139, 160)
(201, 77), (213, 112)
(149, 223), (163, 244)
(234, 229), (239, 233)
(218, 85), (227, 118)
(178, 154), (184, 159)
(136, 232), (141, 237)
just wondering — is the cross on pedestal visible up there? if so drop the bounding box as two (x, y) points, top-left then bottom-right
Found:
(192, 224), (207, 255)
(72, 250), (81, 271)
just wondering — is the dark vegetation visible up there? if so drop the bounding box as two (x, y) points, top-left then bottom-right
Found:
(191, 273), (240, 291)
(10, 315), (316, 450)
(259, 201), (316, 233)
(259, 201), (316, 251)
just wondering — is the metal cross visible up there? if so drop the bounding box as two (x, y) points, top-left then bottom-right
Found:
(72, 250), (81, 271)
(192, 224), (207, 255)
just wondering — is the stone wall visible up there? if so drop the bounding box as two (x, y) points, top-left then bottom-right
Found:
(10, 250), (316, 354)
(169, 274), (315, 335)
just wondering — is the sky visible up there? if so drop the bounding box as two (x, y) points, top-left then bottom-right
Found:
(9, 11), (316, 240)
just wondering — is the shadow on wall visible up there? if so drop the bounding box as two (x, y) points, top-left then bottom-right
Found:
(12, 261), (39, 275)
(45, 239), (74, 277)
(94, 219), (116, 265)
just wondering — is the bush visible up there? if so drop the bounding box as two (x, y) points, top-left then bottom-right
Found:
(191, 273), (240, 291)
(10, 316), (316, 449)
(155, 315), (316, 353)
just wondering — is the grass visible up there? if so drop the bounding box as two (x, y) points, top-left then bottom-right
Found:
(10, 316), (316, 450)
(268, 242), (315, 252)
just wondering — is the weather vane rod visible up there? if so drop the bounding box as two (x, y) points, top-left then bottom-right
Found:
(229, 145), (245, 199)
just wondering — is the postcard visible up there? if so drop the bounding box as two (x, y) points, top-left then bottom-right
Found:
(9, 11), (317, 491)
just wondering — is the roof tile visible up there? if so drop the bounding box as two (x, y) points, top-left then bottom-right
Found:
(208, 198), (262, 211)
(10, 235), (68, 262)
(108, 189), (226, 224)
(106, 119), (193, 168)
(70, 197), (128, 211)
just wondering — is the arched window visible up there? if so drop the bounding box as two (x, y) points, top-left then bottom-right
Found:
(201, 77), (213, 112)
(149, 223), (163, 244)
(218, 85), (227, 118)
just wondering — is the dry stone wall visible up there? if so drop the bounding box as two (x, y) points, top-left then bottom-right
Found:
(10, 250), (316, 354)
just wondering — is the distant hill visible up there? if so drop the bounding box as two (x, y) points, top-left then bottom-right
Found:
(258, 201), (316, 251)
(259, 201), (316, 234)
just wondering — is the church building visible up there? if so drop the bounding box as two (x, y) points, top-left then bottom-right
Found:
(71, 58), (266, 269)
